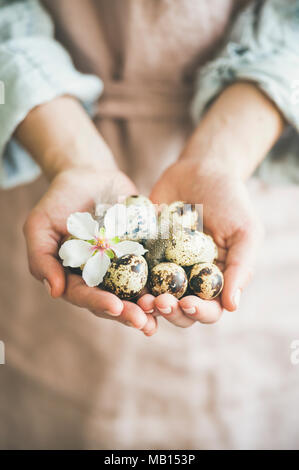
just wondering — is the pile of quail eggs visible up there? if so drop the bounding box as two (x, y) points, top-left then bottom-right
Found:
(98, 195), (224, 301)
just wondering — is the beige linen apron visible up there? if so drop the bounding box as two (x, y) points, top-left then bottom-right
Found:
(0, 0), (299, 449)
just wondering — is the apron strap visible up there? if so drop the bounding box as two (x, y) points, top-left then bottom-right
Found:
(95, 80), (194, 120)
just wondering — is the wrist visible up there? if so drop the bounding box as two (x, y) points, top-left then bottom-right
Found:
(15, 96), (117, 181)
(180, 126), (242, 180)
(171, 158), (241, 190)
(181, 82), (284, 181)
(43, 131), (117, 181)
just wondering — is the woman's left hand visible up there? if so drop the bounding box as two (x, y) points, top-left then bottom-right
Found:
(137, 82), (284, 328)
(137, 159), (264, 328)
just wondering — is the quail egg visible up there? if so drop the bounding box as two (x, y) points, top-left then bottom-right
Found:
(145, 209), (176, 269)
(159, 201), (199, 232)
(145, 237), (168, 269)
(125, 195), (154, 209)
(144, 211), (172, 269)
(122, 198), (157, 241)
(165, 229), (217, 266)
(188, 263), (224, 300)
(202, 234), (218, 262)
(150, 262), (188, 299)
(103, 254), (148, 299)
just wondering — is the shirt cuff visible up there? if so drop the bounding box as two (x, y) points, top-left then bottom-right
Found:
(190, 42), (299, 185)
(191, 42), (299, 131)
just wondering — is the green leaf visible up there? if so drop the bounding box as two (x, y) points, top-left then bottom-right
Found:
(110, 236), (120, 244)
(105, 248), (115, 259)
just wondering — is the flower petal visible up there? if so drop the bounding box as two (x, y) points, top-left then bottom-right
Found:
(112, 240), (147, 257)
(82, 252), (111, 287)
(59, 240), (92, 267)
(104, 204), (127, 238)
(67, 212), (99, 240)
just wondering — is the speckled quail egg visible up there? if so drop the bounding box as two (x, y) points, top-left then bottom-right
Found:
(145, 206), (177, 269)
(159, 201), (199, 232)
(188, 263), (224, 300)
(145, 237), (168, 269)
(122, 198), (157, 241)
(150, 262), (188, 299)
(165, 228), (217, 266)
(125, 195), (154, 209)
(144, 213), (171, 269)
(103, 254), (148, 299)
(202, 234), (218, 262)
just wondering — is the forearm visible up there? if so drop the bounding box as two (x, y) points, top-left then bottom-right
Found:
(15, 96), (117, 180)
(181, 82), (285, 180)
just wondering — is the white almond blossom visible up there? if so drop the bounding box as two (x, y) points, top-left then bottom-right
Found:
(59, 205), (147, 287)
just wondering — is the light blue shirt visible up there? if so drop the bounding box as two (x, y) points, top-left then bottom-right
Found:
(1, 0), (299, 188)
(0, 0), (102, 188)
(192, 0), (299, 184)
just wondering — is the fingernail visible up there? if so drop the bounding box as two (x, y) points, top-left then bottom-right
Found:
(183, 307), (196, 315)
(104, 310), (120, 317)
(158, 307), (172, 314)
(145, 309), (154, 314)
(234, 289), (241, 309)
(43, 279), (52, 296)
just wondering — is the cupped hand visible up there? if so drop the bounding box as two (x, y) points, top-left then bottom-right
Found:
(23, 167), (158, 336)
(137, 159), (264, 327)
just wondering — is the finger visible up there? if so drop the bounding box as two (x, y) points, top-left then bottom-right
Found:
(121, 301), (149, 330)
(137, 293), (157, 314)
(141, 315), (158, 336)
(179, 295), (223, 324)
(214, 260), (225, 272)
(23, 211), (65, 298)
(65, 274), (149, 330)
(64, 273), (124, 316)
(64, 274), (152, 330)
(222, 224), (264, 311)
(216, 246), (227, 262)
(154, 293), (194, 328)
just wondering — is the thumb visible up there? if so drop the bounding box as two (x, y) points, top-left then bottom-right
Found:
(222, 222), (264, 311)
(23, 210), (66, 298)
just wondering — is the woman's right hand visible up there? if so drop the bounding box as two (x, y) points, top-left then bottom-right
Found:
(23, 166), (158, 336)
(14, 97), (157, 336)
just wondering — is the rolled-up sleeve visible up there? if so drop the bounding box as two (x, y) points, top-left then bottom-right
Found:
(0, 0), (103, 189)
(192, 0), (299, 127)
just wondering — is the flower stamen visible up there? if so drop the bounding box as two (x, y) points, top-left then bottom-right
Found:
(91, 237), (110, 253)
